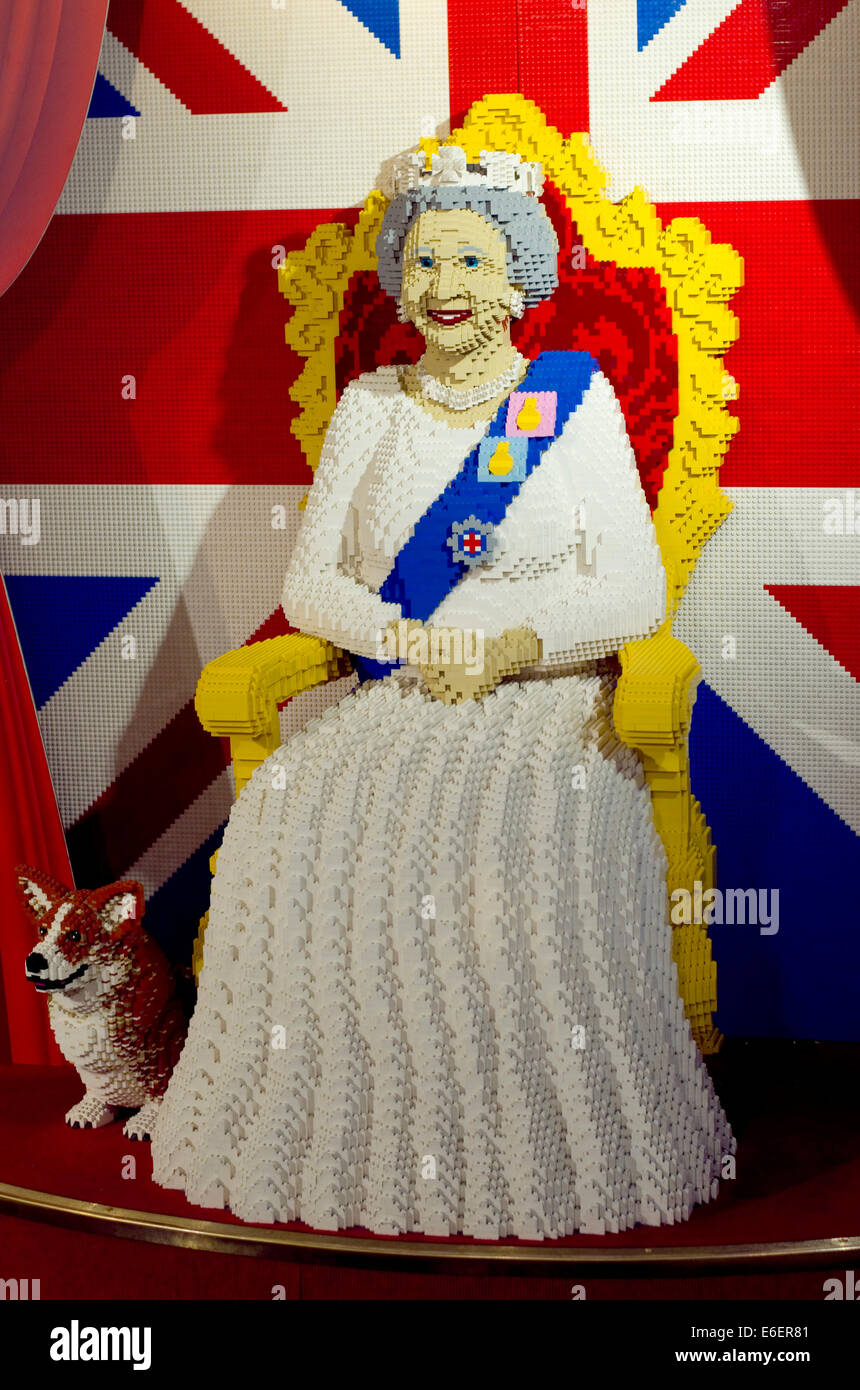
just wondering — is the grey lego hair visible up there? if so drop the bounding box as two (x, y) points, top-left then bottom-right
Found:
(375, 184), (559, 308)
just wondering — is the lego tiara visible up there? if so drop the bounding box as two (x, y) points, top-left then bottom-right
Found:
(387, 144), (545, 200)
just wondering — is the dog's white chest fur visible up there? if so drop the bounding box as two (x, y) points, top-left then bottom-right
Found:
(50, 1001), (150, 1106)
(49, 1001), (104, 1067)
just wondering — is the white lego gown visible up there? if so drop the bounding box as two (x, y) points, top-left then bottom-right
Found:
(151, 361), (735, 1238)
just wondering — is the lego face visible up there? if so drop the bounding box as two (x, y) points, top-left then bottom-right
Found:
(29, 901), (94, 991)
(400, 208), (517, 353)
(19, 871), (141, 1001)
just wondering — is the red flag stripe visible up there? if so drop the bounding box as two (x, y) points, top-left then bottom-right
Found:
(656, 200), (860, 489)
(765, 584), (860, 684)
(447, 0), (589, 136)
(2, 201), (856, 488)
(64, 606), (293, 886)
(653, 0), (851, 102)
(518, 0), (589, 135)
(106, 0), (287, 114)
(64, 700), (230, 886)
(447, 0), (520, 131)
(0, 209), (343, 486)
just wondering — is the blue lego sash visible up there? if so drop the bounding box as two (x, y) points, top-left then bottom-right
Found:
(353, 350), (599, 681)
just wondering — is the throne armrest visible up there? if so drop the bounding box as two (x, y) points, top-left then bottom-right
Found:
(613, 626), (706, 869)
(615, 628), (720, 1052)
(613, 627), (700, 781)
(195, 632), (350, 794)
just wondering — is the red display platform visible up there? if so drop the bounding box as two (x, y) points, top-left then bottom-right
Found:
(1, 1045), (858, 1300)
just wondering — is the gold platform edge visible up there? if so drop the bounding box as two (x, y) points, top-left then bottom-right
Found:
(1, 1181), (858, 1274)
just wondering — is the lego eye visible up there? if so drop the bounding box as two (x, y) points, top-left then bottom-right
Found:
(418, 255), (434, 268)
(462, 254), (480, 268)
(67, 929), (81, 943)
(38, 926), (47, 938)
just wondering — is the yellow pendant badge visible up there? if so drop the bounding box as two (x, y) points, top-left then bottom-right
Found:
(505, 389), (557, 438)
(477, 434), (528, 481)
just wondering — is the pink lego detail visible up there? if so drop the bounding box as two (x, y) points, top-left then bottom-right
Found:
(505, 390), (558, 436)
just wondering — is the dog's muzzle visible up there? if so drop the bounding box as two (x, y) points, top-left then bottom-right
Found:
(25, 953), (89, 991)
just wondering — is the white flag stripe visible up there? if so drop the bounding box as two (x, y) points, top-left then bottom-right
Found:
(8, 482), (857, 846)
(676, 487), (860, 835)
(793, 720), (860, 769)
(2, 485), (299, 650)
(180, 0), (394, 105)
(126, 767), (234, 900)
(588, 0), (860, 201)
(98, 28), (182, 118)
(37, 592), (206, 826)
(1, 485), (227, 577)
(59, 0), (451, 213)
(4, 486), (305, 824)
(633, 0), (739, 96)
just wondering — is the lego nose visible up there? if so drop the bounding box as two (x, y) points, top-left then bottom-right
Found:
(26, 952), (48, 973)
(434, 260), (460, 298)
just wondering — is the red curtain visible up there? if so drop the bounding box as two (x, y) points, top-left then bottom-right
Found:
(0, 1), (105, 1060)
(0, 579), (72, 1063)
(0, 0), (108, 296)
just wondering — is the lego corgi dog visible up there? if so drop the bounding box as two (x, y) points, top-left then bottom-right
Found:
(17, 866), (188, 1140)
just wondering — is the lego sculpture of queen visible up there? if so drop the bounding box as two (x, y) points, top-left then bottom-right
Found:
(152, 146), (734, 1238)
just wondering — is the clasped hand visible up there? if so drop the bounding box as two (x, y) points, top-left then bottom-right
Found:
(385, 619), (541, 705)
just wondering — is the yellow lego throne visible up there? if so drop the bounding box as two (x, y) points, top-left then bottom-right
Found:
(194, 97), (742, 1055)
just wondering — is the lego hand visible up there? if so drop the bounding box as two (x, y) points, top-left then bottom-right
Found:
(419, 626), (541, 705)
(382, 616), (425, 666)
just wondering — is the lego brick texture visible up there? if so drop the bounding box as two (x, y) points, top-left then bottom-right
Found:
(152, 670), (734, 1237)
(16, 868), (187, 1139)
(0, 0), (857, 1048)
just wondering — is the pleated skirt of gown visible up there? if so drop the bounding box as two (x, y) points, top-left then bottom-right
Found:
(150, 668), (735, 1239)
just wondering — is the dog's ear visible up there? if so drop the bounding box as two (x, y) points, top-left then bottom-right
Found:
(90, 880), (145, 930)
(15, 865), (68, 921)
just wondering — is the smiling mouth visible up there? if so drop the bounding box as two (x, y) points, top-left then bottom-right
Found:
(427, 308), (473, 324)
(28, 962), (89, 992)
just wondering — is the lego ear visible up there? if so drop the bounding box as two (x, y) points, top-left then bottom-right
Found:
(15, 865), (67, 920)
(93, 881), (145, 930)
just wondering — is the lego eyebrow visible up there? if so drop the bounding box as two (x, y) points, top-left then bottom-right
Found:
(411, 245), (484, 257)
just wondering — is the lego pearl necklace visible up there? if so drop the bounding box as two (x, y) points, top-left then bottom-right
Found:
(412, 350), (529, 411)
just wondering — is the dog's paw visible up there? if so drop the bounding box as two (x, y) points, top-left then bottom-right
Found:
(123, 1099), (162, 1142)
(65, 1095), (117, 1130)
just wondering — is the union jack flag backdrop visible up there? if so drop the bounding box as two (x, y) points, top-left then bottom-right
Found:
(0, 0), (857, 1041)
